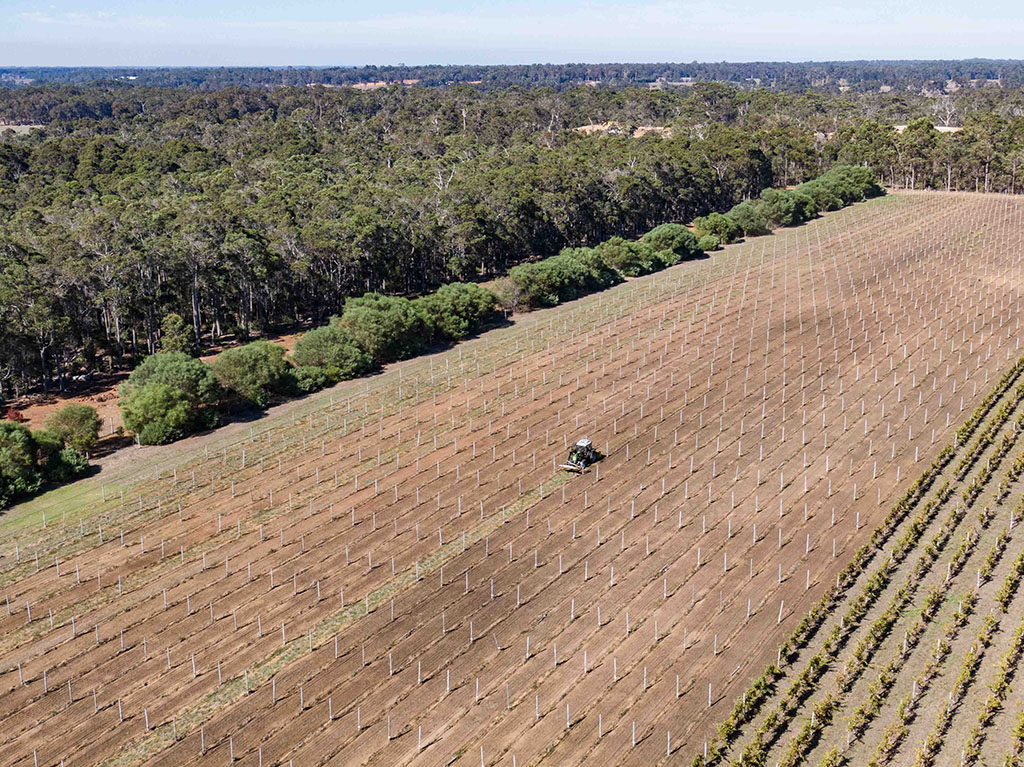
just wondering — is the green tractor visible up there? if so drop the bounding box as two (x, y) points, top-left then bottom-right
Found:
(560, 438), (603, 473)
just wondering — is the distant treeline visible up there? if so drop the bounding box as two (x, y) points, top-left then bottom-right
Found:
(0, 81), (1018, 400)
(3, 59), (1024, 92)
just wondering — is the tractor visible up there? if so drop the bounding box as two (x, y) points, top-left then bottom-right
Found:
(560, 438), (603, 473)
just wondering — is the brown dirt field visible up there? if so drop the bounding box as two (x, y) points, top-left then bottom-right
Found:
(1, 191), (1023, 767)
(14, 377), (127, 443)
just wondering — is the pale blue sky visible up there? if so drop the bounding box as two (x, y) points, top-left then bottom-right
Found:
(3, 0), (1022, 67)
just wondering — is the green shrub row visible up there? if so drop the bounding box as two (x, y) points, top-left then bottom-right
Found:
(119, 281), (500, 444)
(868, 634), (950, 766)
(961, 407), (1024, 507)
(704, 164), (882, 244)
(777, 693), (837, 767)
(1009, 713), (1024, 767)
(725, 486), (967, 767)
(956, 379), (1024, 480)
(772, 402), (1021, 766)
(847, 582), (947, 740)
(121, 165), (885, 447)
(979, 527), (1009, 586)
(996, 450), (1024, 502)
(504, 165), (883, 311)
(997, 548), (1024, 612)
(869, 587), (996, 767)
(494, 223), (700, 310)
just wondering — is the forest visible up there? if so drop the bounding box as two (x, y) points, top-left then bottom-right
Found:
(4, 59), (1024, 91)
(1, 77), (1024, 400)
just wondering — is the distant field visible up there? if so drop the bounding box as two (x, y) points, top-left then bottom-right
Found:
(2, 191), (1023, 767)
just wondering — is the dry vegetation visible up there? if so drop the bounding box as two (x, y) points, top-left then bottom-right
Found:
(2, 191), (1023, 766)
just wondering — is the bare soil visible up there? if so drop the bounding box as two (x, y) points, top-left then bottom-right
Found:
(0, 192), (1022, 767)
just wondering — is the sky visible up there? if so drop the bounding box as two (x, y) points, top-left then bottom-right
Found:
(3, 0), (1024, 67)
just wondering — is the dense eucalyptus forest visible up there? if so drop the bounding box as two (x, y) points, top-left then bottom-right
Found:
(1, 74), (1024, 398)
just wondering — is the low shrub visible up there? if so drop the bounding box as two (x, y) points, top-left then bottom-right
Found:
(559, 247), (622, 291)
(0, 420), (41, 505)
(594, 237), (666, 276)
(641, 223), (702, 260)
(500, 254), (590, 308)
(293, 365), (331, 394)
(698, 233), (721, 252)
(120, 382), (194, 445)
(292, 325), (372, 379)
(812, 164), (884, 204)
(694, 211), (743, 244)
(794, 180), (844, 212)
(211, 341), (293, 408)
(728, 200), (771, 236)
(0, 420), (90, 506)
(44, 403), (101, 456)
(414, 282), (499, 341)
(758, 187), (817, 227)
(118, 352), (220, 442)
(337, 293), (427, 363)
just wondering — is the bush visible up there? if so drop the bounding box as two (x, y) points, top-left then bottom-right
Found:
(694, 211), (743, 244)
(292, 325), (372, 380)
(48, 446), (89, 482)
(293, 365), (331, 394)
(0, 420), (42, 505)
(210, 341), (293, 408)
(44, 403), (101, 456)
(794, 180), (844, 212)
(790, 190), (818, 221)
(121, 351), (220, 429)
(561, 247), (622, 290)
(813, 165), (884, 204)
(594, 237), (663, 276)
(0, 421), (90, 506)
(160, 312), (195, 355)
(414, 282), (499, 341)
(119, 352), (220, 442)
(641, 223), (702, 260)
(337, 293), (427, 363)
(698, 233), (722, 252)
(120, 382), (194, 444)
(757, 188), (815, 227)
(501, 254), (590, 309)
(492, 276), (527, 312)
(727, 201), (771, 236)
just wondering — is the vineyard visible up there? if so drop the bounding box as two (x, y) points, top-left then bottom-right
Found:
(2, 190), (1024, 766)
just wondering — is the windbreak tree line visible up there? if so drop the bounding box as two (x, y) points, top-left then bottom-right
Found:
(119, 164), (882, 447)
(501, 167), (882, 310)
(119, 280), (502, 445)
(0, 80), (998, 398)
